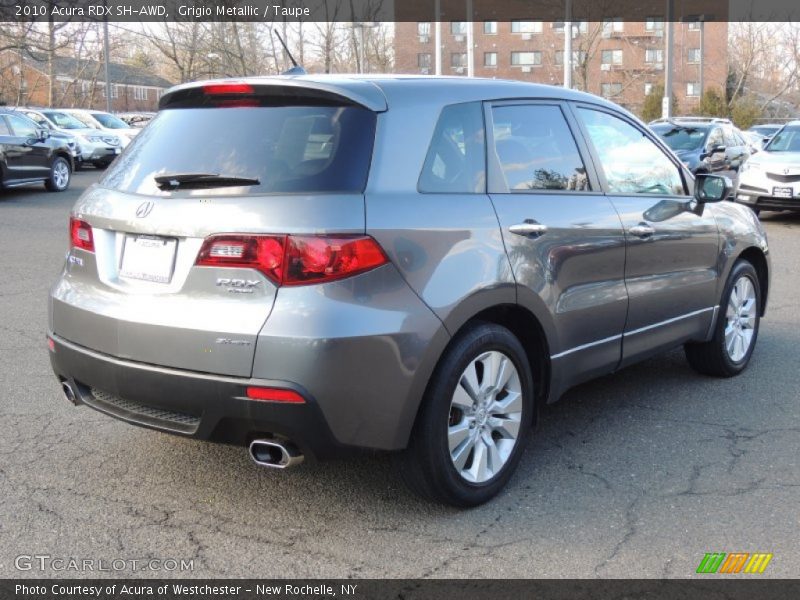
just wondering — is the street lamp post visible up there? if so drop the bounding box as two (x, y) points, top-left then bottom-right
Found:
(564, 0), (572, 88)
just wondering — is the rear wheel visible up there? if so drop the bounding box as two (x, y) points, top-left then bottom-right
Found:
(396, 322), (534, 507)
(685, 260), (761, 377)
(45, 156), (71, 192)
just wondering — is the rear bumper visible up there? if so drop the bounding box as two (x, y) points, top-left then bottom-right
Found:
(48, 333), (347, 460)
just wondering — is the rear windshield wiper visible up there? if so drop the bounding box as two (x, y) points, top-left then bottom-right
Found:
(154, 172), (260, 190)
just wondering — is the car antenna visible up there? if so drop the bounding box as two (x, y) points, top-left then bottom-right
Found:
(273, 30), (306, 76)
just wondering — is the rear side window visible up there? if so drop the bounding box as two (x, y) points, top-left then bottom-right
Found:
(418, 102), (486, 193)
(492, 104), (589, 192)
(0, 117), (9, 136)
(102, 104), (376, 195)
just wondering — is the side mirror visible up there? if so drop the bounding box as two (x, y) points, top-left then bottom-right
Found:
(36, 128), (50, 141)
(694, 173), (731, 203)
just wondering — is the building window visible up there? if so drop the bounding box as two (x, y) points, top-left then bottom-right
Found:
(418, 53), (432, 69)
(601, 83), (623, 98)
(646, 17), (665, 31)
(418, 22), (431, 36)
(483, 21), (497, 35)
(451, 22), (467, 35)
(451, 53), (467, 68)
(688, 48), (701, 63)
(511, 20), (543, 34)
(574, 21), (589, 34)
(555, 51), (564, 66)
(645, 48), (663, 63)
(552, 21), (564, 32)
(557, 50), (587, 65)
(102, 83), (119, 98)
(644, 83), (654, 95)
(603, 18), (624, 34)
(687, 82), (701, 97)
(601, 49), (623, 65)
(688, 21), (701, 30)
(484, 52), (497, 67)
(133, 86), (148, 101)
(511, 51), (542, 66)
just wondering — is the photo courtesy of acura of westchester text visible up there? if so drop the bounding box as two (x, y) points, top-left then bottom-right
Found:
(1, 0), (799, 595)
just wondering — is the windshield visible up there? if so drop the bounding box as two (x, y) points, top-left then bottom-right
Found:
(764, 127), (800, 152)
(652, 125), (706, 151)
(102, 104), (376, 195)
(91, 112), (130, 129)
(42, 111), (88, 130)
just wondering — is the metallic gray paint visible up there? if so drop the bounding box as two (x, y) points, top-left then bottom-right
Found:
(49, 75), (770, 457)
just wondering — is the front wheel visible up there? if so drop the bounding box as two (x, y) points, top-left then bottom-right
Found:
(685, 260), (761, 377)
(396, 322), (534, 507)
(44, 156), (71, 192)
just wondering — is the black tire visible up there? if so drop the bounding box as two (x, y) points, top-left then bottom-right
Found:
(395, 322), (535, 507)
(685, 260), (761, 377)
(44, 156), (71, 192)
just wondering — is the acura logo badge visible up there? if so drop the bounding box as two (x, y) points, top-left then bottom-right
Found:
(135, 201), (154, 218)
(784, 168), (791, 175)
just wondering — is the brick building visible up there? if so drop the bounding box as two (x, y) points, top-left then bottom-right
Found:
(0, 50), (173, 112)
(394, 19), (728, 116)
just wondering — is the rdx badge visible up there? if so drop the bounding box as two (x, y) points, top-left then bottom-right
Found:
(215, 278), (261, 293)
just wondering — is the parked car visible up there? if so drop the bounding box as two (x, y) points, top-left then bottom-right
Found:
(20, 108), (122, 169)
(62, 109), (140, 146)
(49, 77), (770, 506)
(0, 108), (74, 192)
(117, 112), (155, 129)
(747, 123), (784, 149)
(649, 117), (750, 177)
(736, 121), (800, 215)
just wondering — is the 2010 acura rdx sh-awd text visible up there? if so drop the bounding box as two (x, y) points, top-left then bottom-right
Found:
(48, 75), (770, 506)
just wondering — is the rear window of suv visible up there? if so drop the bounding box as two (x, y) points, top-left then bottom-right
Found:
(101, 104), (376, 195)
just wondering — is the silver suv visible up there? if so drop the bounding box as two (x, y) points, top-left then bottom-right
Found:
(49, 76), (770, 506)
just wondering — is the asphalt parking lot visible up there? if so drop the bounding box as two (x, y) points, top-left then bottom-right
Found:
(0, 170), (798, 579)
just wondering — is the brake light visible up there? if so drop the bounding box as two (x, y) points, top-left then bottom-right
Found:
(196, 234), (388, 286)
(203, 83), (254, 95)
(70, 217), (94, 252)
(246, 386), (305, 403)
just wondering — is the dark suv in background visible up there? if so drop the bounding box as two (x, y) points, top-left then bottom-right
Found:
(650, 117), (751, 177)
(0, 108), (73, 192)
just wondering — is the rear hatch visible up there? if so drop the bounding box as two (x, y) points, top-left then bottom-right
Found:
(51, 80), (380, 377)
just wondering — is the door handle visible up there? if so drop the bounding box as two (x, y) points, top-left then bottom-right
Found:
(509, 222), (548, 237)
(629, 224), (655, 238)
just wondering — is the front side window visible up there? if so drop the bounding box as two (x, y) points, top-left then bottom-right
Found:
(418, 102), (486, 194)
(577, 108), (684, 196)
(6, 114), (38, 138)
(492, 104), (590, 192)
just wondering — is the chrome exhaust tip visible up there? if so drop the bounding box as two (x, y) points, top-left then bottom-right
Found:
(249, 439), (304, 469)
(61, 381), (78, 405)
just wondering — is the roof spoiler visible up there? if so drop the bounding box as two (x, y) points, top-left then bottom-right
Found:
(159, 78), (387, 112)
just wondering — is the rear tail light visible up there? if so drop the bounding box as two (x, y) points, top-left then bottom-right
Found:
(196, 234), (388, 286)
(246, 386), (305, 404)
(70, 217), (94, 252)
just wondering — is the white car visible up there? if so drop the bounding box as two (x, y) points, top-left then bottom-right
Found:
(735, 121), (800, 216)
(61, 109), (140, 147)
(22, 108), (123, 169)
